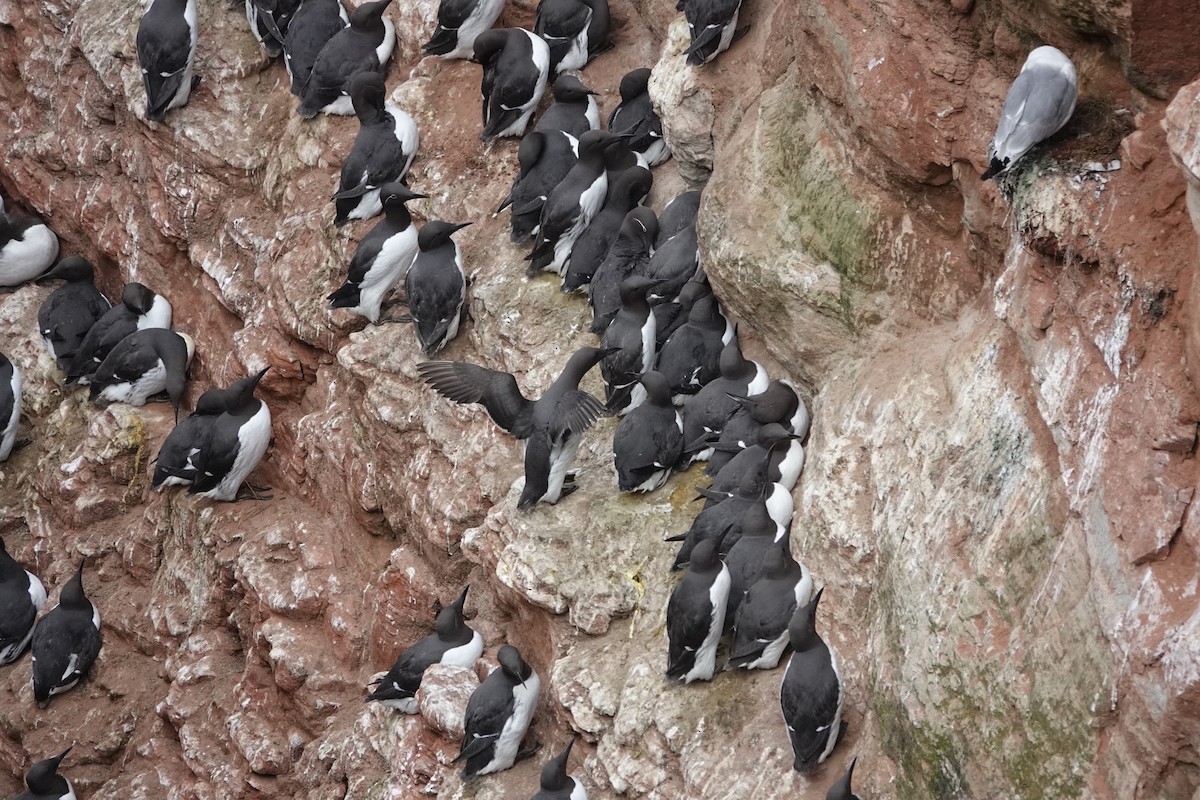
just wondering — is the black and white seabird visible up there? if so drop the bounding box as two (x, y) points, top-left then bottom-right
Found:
(655, 191), (701, 245)
(0, 537), (47, 667)
(30, 561), (102, 709)
(245, 0), (302, 57)
(680, 335), (768, 464)
(328, 183), (426, 323)
(644, 223), (699, 304)
(333, 72), (420, 227)
(722, 513), (793, 629)
(683, 0), (744, 67)
(0, 210), (59, 288)
(534, 0), (610, 75)
(561, 165), (652, 294)
(186, 368), (273, 501)
(365, 586), (483, 712)
(36, 257), (112, 373)
(528, 130), (630, 277)
(13, 747), (76, 800)
(455, 644), (541, 777)
(150, 386), (229, 490)
(1, 352), (22, 463)
(297, 0), (395, 119)
(706, 380), (809, 475)
(136, 0), (199, 122)
(981, 46), (1077, 180)
(534, 75), (601, 138)
(781, 588), (845, 773)
(706, 422), (805, 498)
(418, 346), (614, 510)
(654, 291), (732, 402)
(65, 282), (172, 386)
(588, 206), (656, 334)
(403, 221), (471, 357)
(826, 757), (861, 800)
(531, 738), (588, 800)
(612, 371), (682, 493)
(729, 539), (813, 670)
(607, 68), (670, 166)
(669, 467), (788, 570)
(422, 0), (506, 59)
(666, 536), (729, 684)
(282, 0), (349, 95)
(89, 329), (195, 420)
(473, 29), (551, 141)
(600, 275), (657, 415)
(651, 278), (708, 348)
(498, 131), (579, 245)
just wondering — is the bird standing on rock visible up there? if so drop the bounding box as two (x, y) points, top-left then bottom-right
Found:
(666, 536), (730, 684)
(88, 329), (195, 421)
(137, 0), (199, 122)
(534, 0), (610, 75)
(682, 0), (745, 67)
(612, 371), (683, 493)
(0, 537), (46, 666)
(422, 0), (507, 60)
(535, 75), (601, 139)
(36, 257), (111, 374)
(12, 747), (76, 800)
(780, 588), (846, 773)
(607, 68), (670, 166)
(402, 220), (471, 357)
(729, 539), (813, 671)
(30, 561), (102, 709)
(333, 72), (419, 227)
(599, 275), (658, 415)
(455, 644), (541, 777)
(473, 29), (552, 141)
(366, 585), (483, 712)
(418, 346), (616, 510)
(982, 45), (1077, 180)
(297, 0), (395, 119)
(65, 282), (173, 387)
(588, 206), (657, 334)
(497, 130), (579, 245)
(282, 0), (349, 95)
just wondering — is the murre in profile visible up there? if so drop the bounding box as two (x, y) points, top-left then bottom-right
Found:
(473, 28), (551, 141)
(89, 329), (195, 421)
(531, 738), (588, 800)
(680, 334), (768, 464)
(31, 561), (102, 708)
(186, 368), (273, 501)
(498, 130), (579, 245)
(282, 0), (349, 95)
(981, 46), (1077, 180)
(826, 757), (861, 800)
(13, 747), (76, 800)
(0, 209), (59, 288)
(328, 183), (426, 323)
(366, 586), (483, 712)
(297, 0), (395, 119)
(421, 0), (506, 59)
(705, 422), (805, 498)
(607, 68), (670, 166)
(136, 0), (199, 122)
(0, 537), (46, 666)
(455, 644), (541, 777)
(780, 588), (846, 773)
(729, 538), (813, 671)
(333, 72), (419, 227)
(36, 257), (112, 373)
(612, 371), (683, 493)
(150, 386), (229, 490)
(666, 535), (729, 684)
(706, 380), (809, 475)
(535, 75), (601, 138)
(534, 0), (610, 74)
(65, 282), (172, 386)
(600, 275), (657, 415)
(588, 207), (657, 334)
(418, 346), (615, 510)
(668, 467), (785, 570)
(528, 130), (629, 277)
(561, 165), (652, 294)
(1, 352), (22, 463)
(683, 0), (745, 67)
(655, 291), (731, 402)
(402, 221), (471, 357)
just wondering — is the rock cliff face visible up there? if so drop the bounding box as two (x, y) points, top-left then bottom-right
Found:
(1, 0), (1198, 796)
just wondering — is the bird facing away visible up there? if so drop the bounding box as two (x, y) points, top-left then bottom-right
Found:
(403, 220), (471, 357)
(982, 45), (1077, 180)
(780, 588), (846, 773)
(30, 561), (102, 708)
(418, 346), (615, 510)
(666, 535), (730, 683)
(365, 585), (483, 712)
(455, 644), (541, 777)
(297, 0), (396, 118)
(36, 256), (112, 372)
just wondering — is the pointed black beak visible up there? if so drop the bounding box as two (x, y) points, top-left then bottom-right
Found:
(450, 222), (473, 234)
(250, 366), (270, 388)
(453, 584), (470, 610)
(48, 746), (73, 768)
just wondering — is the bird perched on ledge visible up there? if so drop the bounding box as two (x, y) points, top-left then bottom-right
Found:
(981, 45), (1077, 180)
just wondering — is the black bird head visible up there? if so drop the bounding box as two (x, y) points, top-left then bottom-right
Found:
(621, 206), (659, 251)
(788, 587), (824, 650)
(688, 534), (723, 574)
(611, 166), (653, 208)
(349, 72), (388, 120)
(348, 0), (393, 28)
(618, 67), (652, 102)
(417, 221), (471, 251)
(759, 538), (793, 578)
(470, 29), (510, 65)
(551, 74), (597, 104)
(435, 585), (471, 640)
(539, 738), (577, 792)
(731, 380), (799, 425)
(826, 756), (860, 800)
(638, 371), (672, 406)
(380, 183), (428, 210)
(193, 385), (230, 416)
(755, 422), (800, 450)
(121, 282), (157, 314)
(497, 644), (533, 685)
(560, 346), (619, 386)
(59, 561), (90, 611)
(225, 366), (270, 412)
(717, 334), (753, 379)
(36, 256), (95, 286)
(618, 274), (659, 305)
(24, 746), (73, 796)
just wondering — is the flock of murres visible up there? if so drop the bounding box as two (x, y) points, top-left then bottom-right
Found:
(0, 0), (1083, 793)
